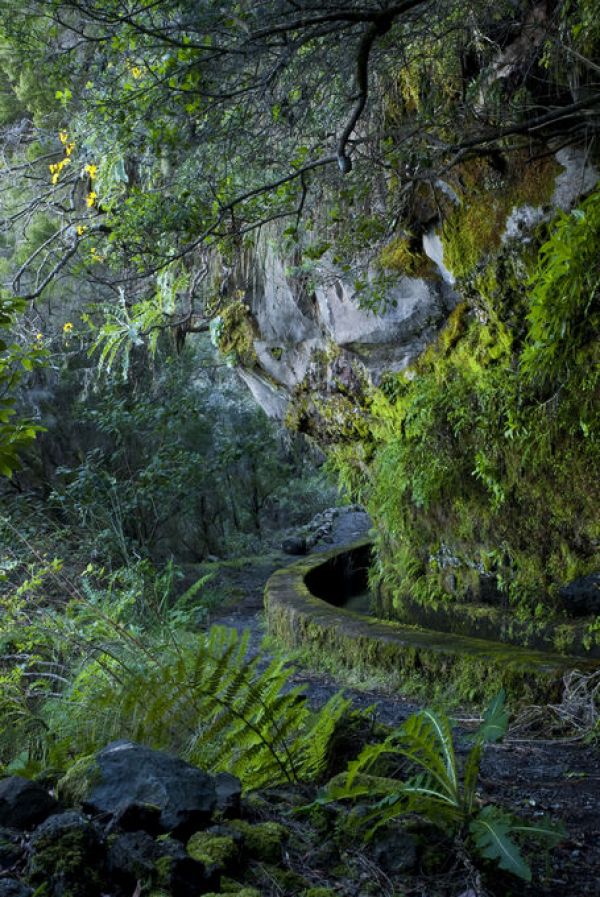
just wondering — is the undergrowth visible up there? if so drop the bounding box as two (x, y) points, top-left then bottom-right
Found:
(0, 556), (348, 790)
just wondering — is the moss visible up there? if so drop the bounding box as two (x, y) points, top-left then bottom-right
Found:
(27, 819), (103, 897)
(259, 864), (310, 892)
(378, 235), (436, 279)
(228, 820), (288, 863)
(264, 542), (598, 706)
(187, 832), (238, 871)
(441, 153), (560, 280)
(56, 755), (100, 805)
(215, 299), (258, 366)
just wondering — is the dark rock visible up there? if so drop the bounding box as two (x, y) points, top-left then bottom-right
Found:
(0, 777), (58, 830)
(27, 811), (105, 897)
(370, 822), (417, 875)
(107, 801), (162, 835)
(108, 829), (218, 897)
(82, 741), (217, 839)
(559, 573), (600, 616)
(157, 838), (219, 897)
(214, 773), (241, 818)
(107, 830), (157, 883)
(0, 826), (24, 869)
(479, 573), (503, 606)
(281, 536), (307, 555)
(0, 881), (32, 897)
(207, 824), (245, 847)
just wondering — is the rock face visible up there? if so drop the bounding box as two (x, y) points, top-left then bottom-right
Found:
(0, 777), (58, 830)
(224, 147), (597, 430)
(559, 573), (600, 617)
(231, 235), (457, 421)
(82, 741), (220, 838)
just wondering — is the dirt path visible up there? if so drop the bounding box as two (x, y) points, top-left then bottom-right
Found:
(209, 511), (600, 896)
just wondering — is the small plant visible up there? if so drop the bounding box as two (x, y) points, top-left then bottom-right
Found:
(320, 690), (564, 881)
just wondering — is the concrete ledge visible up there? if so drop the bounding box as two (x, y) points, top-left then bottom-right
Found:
(264, 539), (599, 703)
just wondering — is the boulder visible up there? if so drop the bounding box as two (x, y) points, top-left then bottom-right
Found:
(0, 826), (24, 869)
(559, 573), (600, 616)
(0, 777), (58, 830)
(214, 772), (241, 818)
(106, 801), (162, 835)
(108, 830), (218, 897)
(282, 536), (307, 556)
(82, 741), (217, 839)
(26, 811), (105, 897)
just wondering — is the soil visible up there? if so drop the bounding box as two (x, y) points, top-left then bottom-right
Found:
(209, 511), (600, 897)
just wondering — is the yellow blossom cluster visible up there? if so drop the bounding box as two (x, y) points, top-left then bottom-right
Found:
(63, 322), (74, 334)
(49, 132), (76, 184)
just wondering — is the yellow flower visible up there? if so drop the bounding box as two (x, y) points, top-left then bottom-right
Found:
(86, 191), (97, 208)
(131, 66), (142, 79)
(36, 332), (43, 341)
(49, 157), (70, 184)
(63, 322), (74, 333)
(76, 225), (87, 237)
(84, 163), (98, 179)
(65, 142), (76, 157)
(59, 131), (69, 145)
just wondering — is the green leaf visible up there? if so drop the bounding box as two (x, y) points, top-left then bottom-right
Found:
(475, 688), (508, 744)
(470, 805), (532, 881)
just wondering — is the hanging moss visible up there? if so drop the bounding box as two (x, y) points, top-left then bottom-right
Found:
(378, 235), (437, 279)
(215, 299), (258, 366)
(441, 152), (561, 280)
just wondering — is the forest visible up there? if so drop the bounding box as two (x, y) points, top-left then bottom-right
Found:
(0, 1), (599, 896)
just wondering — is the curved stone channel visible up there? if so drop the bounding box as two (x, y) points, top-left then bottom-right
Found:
(264, 539), (599, 703)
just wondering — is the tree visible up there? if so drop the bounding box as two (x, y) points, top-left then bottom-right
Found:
(0, 0), (598, 355)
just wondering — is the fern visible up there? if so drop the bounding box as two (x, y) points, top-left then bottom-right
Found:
(320, 690), (564, 880)
(0, 563), (349, 789)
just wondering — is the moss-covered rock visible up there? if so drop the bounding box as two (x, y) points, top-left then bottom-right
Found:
(26, 812), (105, 897)
(187, 832), (238, 871)
(228, 819), (288, 863)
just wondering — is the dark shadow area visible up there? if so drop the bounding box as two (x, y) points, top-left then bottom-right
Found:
(304, 544), (372, 609)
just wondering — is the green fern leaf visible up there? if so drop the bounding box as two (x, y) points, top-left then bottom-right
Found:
(470, 805), (532, 881)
